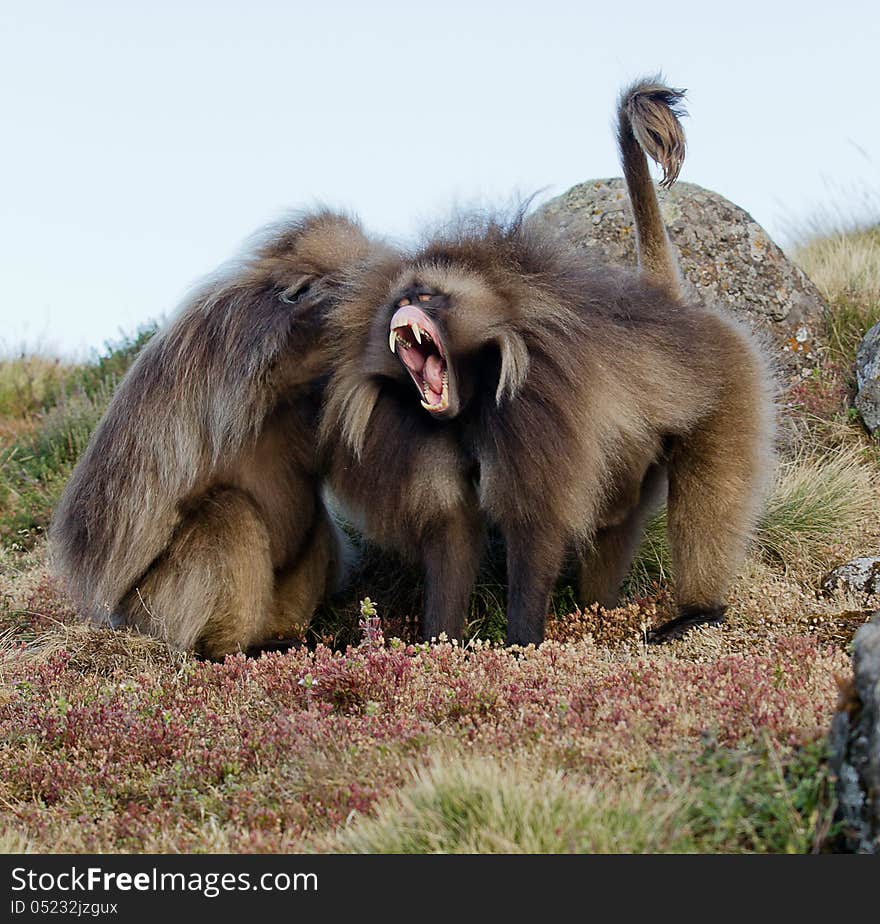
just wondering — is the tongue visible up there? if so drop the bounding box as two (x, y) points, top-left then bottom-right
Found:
(424, 354), (445, 393)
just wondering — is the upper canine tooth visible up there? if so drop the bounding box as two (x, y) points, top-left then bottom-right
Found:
(389, 330), (397, 353)
(410, 322), (422, 344)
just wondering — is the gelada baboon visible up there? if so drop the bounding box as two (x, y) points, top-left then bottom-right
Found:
(51, 211), (388, 657)
(320, 248), (483, 641)
(325, 77), (775, 645)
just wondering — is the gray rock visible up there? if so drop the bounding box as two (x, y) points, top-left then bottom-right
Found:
(828, 612), (880, 853)
(537, 179), (827, 358)
(855, 321), (880, 433)
(822, 557), (880, 597)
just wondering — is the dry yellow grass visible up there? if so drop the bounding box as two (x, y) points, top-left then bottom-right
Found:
(793, 226), (880, 368)
(0, 826), (33, 854)
(794, 227), (880, 306)
(0, 353), (73, 424)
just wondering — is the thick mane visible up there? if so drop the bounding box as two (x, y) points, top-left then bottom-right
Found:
(50, 211), (372, 621)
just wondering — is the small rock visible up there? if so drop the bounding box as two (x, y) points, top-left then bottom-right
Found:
(855, 321), (880, 434)
(822, 557), (880, 597)
(828, 612), (880, 853)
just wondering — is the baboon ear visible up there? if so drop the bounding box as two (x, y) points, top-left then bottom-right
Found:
(495, 330), (530, 404)
(278, 273), (317, 304)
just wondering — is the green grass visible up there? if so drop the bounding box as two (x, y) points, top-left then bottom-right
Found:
(627, 509), (673, 597)
(824, 296), (880, 373)
(329, 739), (834, 854)
(0, 387), (112, 545)
(757, 447), (877, 564)
(665, 738), (835, 854)
(71, 326), (157, 400)
(0, 327), (155, 547)
(0, 328), (155, 424)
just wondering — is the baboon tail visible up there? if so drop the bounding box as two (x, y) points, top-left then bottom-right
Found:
(617, 77), (687, 298)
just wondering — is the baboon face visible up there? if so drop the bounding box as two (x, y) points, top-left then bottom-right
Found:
(383, 263), (521, 420)
(387, 289), (457, 417)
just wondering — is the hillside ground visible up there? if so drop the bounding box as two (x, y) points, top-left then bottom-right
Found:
(1, 229), (878, 853)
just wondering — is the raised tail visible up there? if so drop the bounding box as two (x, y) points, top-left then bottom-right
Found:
(617, 77), (688, 298)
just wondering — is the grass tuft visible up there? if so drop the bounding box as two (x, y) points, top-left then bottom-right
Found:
(330, 741), (833, 854)
(757, 447), (877, 565)
(0, 826), (33, 854)
(330, 755), (669, 853)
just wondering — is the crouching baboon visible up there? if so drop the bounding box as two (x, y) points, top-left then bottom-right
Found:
(50, 211), (388, 657)
(325, 77), (775, 645)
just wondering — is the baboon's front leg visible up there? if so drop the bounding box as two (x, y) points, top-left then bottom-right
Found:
(505, 527), (567, 646)
(419, 511), (484, 641)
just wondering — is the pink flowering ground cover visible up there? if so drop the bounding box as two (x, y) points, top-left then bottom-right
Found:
(0, 570), (851, 853)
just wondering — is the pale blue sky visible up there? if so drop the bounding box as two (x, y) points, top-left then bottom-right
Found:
(2, 0), (878, 356)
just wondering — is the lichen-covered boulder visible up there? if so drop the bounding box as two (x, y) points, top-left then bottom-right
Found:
(537, 179), (827, 358)
(855, 321), (880, 433)
(828, 612), (880, 853)
(823, 557), (880, 597)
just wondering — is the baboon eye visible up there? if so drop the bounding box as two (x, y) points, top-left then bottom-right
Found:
(397, 290), (445, 311)
(399, 293), (435, 308)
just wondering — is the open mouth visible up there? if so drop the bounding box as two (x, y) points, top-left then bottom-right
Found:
(388, 298), (449, 413)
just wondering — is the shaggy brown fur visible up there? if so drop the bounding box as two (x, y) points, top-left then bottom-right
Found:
(50, 211), (387, 657)
(320, 254), (483, 641)
(324, 78), (775, 645)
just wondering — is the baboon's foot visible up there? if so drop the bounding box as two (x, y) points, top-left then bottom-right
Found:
(646, 605), (726, 644)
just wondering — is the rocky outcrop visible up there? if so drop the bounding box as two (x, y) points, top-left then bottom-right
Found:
(537, 179), (827, 362)
(855, 321), (880, 433)
(823, 557), (880, 598)
(828, 613), (880, 853)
